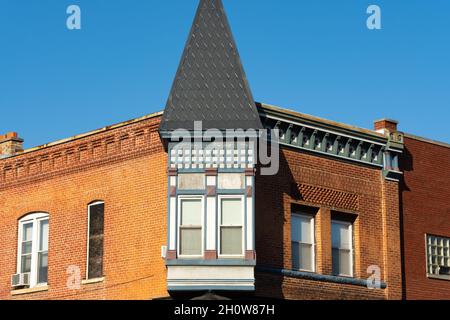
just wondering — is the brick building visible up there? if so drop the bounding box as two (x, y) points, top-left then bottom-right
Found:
(400, 135), (450, 299)
(0, 0), (448, 300)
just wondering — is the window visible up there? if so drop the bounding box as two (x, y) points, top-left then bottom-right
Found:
(17, 213), (49, 288)
(332, 220), (353, 277)
(179, 197), (203, 257)
(426, 235), (450, 279)
(291, 214), (315, 272)
(87, 202), (104, 280)
(219, 197), (244, 256)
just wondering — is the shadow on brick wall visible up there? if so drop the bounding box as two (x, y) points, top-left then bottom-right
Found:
(254, 149), (299, 299)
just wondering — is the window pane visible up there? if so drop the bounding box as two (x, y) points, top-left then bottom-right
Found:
(339, 250), (352, 276)
(332, 222), (351, 249)
(291, 216), (301, 242)
(300, 243), (313, 271)
(38, 252), (48, 283)
(88, 203), (104, 279)
(180, 228), (202, 255)
(181, 199), (202, 226)
(300, 217), (312, 243)
(332, 248), (352, 276)
(88, 236), (104, 279)
(22, 241), (32, 255)
(221, 199), (242, 225)
(23, 223), (33, 242)
(292, 242), (313, 271)
(220, 227), (242, 255)
(332, 248), (340, 275)
(39, 220), (49, 251)
(89, 203), (105, 236)
(21, 255), (32, 273)
(292, 242), (300, 270)
(292, 215), (313, 243)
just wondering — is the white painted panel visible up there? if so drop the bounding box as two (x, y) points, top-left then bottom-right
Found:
(246, 176), (253, 187)
(206, 197), (216, 251)
(218, 173), (245, 189)
(178, 173), (205, 190)
(206, 176), (216, 186)
(246, 197), (253, 251)
(170, 176), (177, 187)
(169, 197), (177, 251)
(168, 266), (254, 280)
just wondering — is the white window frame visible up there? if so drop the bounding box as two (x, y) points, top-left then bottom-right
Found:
(16, 212), (49, 288)
(291, 213), (316, 273)
(177, 196), (204, 259)
(331, 220), (354, 277)
(86, 201), (105, 280)
(426, 234), (450, 280)
(218, 195), (245, 259)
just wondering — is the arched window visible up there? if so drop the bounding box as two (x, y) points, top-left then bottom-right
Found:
(87, 201), (104, 280)
(16, 213), (49, 288)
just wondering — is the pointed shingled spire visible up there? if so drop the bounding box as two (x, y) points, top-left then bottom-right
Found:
(159, 0), (263, 133)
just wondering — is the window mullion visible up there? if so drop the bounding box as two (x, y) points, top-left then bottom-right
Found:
(30, 219), (38, 287)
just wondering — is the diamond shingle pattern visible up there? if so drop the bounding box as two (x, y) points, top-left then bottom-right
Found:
(159, 0), (263, 133)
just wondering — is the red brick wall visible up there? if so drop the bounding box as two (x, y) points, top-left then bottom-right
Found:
(255, 147), (402, 300)
(0, 113), (406, 300)
(400, 136), (450, 300)
(0, 115), (168, 300)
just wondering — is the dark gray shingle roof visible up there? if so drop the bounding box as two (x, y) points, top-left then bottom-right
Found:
(159, 0), (263, 133)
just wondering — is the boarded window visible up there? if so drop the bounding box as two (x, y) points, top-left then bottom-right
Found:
(88, 202), (104, 279)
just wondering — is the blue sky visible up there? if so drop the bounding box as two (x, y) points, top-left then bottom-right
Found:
(0, 0), (449, 148)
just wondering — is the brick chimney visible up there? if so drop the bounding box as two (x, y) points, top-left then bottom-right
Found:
(374, 119), (398, 134)
(0, 132), (24, 158)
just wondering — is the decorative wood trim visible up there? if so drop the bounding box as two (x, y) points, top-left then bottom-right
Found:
(205, 168), (218, 176)
(207, 186), (217, 197)
(246, 186), (253, 197)
(166, 250), (177, 260)
(245, 168), (255, 176)
(245, 250), (256, 260)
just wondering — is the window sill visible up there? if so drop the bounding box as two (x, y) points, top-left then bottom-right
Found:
(427, 274), (450, 281)
(11, 285), (49, 296)
(81, 277), (105, 285)
(218, 255), (246, 260)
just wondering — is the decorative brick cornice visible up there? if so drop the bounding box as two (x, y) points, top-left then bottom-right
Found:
(295, 183), (359, 212)
(0, 117), (163, 189)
